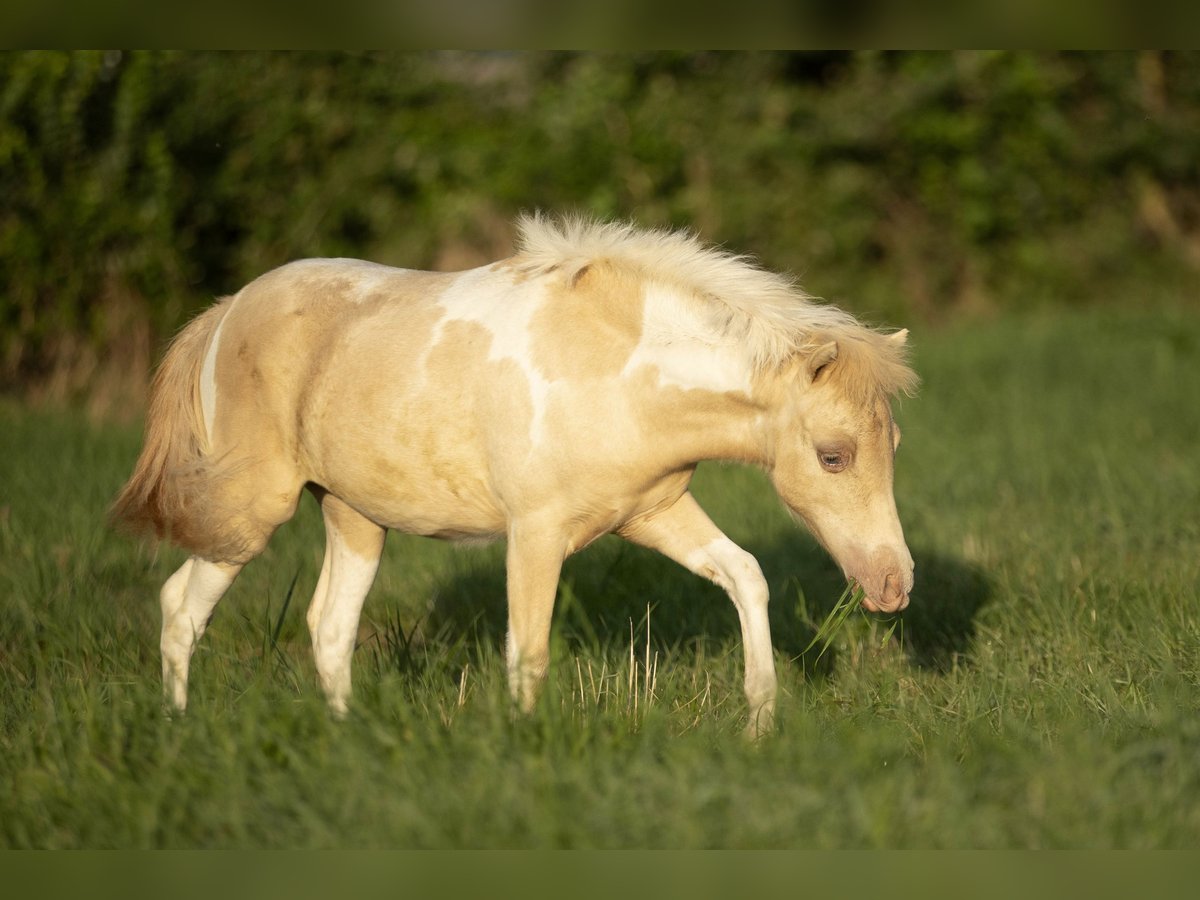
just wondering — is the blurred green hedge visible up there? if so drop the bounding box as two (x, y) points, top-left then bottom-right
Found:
(3, 51), (1198, 399)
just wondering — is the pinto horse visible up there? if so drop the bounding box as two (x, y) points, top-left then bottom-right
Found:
(112, 215), (918, 734)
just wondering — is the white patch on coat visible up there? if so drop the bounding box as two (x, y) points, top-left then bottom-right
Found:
(429, 266), (553, 443)
(622, 283), (754, 395)
(199, 310), (228, 445)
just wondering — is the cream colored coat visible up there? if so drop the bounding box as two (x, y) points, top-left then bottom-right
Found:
(113, 215), (918, 735)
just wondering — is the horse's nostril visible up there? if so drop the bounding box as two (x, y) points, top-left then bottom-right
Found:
(881, 572), (908, 611)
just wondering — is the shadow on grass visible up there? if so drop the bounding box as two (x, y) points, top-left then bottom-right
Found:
(404, 531), (992, 680)
(897, 548), (993, 670)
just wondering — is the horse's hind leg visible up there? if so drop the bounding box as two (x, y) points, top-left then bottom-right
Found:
(159, 466), (303, 711)
(160, 556), (242, 711)
(305, 491), (386, 716)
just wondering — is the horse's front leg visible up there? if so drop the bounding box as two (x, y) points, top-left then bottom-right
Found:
(504, 520), (567, 713)
(620, 491), (777, 738)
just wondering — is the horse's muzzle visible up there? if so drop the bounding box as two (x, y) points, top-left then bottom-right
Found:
(859, 571), (910, 613)
(847, 549), (913, 614)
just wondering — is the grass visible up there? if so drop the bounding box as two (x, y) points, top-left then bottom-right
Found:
(1, 303), (1199, 848)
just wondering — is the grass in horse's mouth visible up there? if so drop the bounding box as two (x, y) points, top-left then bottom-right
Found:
(802, 582), (870, 665)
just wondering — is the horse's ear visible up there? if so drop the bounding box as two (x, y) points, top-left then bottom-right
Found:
(887, 328), (909, 346)
(569, 263), (592, 288)
(807, 341), (839, 382)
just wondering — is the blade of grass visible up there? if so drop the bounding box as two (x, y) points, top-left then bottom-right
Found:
(270, 569), (300, 649)
(801, 582), (866, 665)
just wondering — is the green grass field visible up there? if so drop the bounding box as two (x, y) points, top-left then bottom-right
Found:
(1, 305), (1198, 848)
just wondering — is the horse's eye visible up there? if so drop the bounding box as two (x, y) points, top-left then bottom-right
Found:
(817, 449), (849, 472)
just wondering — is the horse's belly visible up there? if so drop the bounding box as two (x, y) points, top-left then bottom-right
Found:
(343, 477), (507, 541)
(307, 427), (508, 539)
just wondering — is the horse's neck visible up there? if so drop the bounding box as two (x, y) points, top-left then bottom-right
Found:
(635, 378), (771, 469)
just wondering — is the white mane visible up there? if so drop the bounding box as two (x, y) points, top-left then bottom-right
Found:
(514, 213), (916, 399)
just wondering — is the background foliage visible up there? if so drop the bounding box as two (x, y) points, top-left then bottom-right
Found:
(3, 51), (1199, 403)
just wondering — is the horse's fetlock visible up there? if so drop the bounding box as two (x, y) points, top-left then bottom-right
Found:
(744, 700), (776, 740)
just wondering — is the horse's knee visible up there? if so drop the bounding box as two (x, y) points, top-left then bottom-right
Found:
(709, 542), (768, 613)
(732, 555), (768, 607)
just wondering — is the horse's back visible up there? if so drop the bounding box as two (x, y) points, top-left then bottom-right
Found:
(204, 254), (690, 543)
(210, 259), (531, 535)
(206, 259), (444, 434)
(229, 257), (454, 348)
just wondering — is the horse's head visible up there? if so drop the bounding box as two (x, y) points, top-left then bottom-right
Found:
(767, 329), (917, 613)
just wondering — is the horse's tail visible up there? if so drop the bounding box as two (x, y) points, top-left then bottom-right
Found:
(110, 297), (246, 561)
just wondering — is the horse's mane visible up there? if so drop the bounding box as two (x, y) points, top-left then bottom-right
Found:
(515, 213), (918, 401)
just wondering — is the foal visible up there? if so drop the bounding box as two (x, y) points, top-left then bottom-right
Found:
(113, 215), (917, 734)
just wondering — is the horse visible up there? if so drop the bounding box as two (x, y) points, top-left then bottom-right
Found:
(111, 214), (918, 735)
